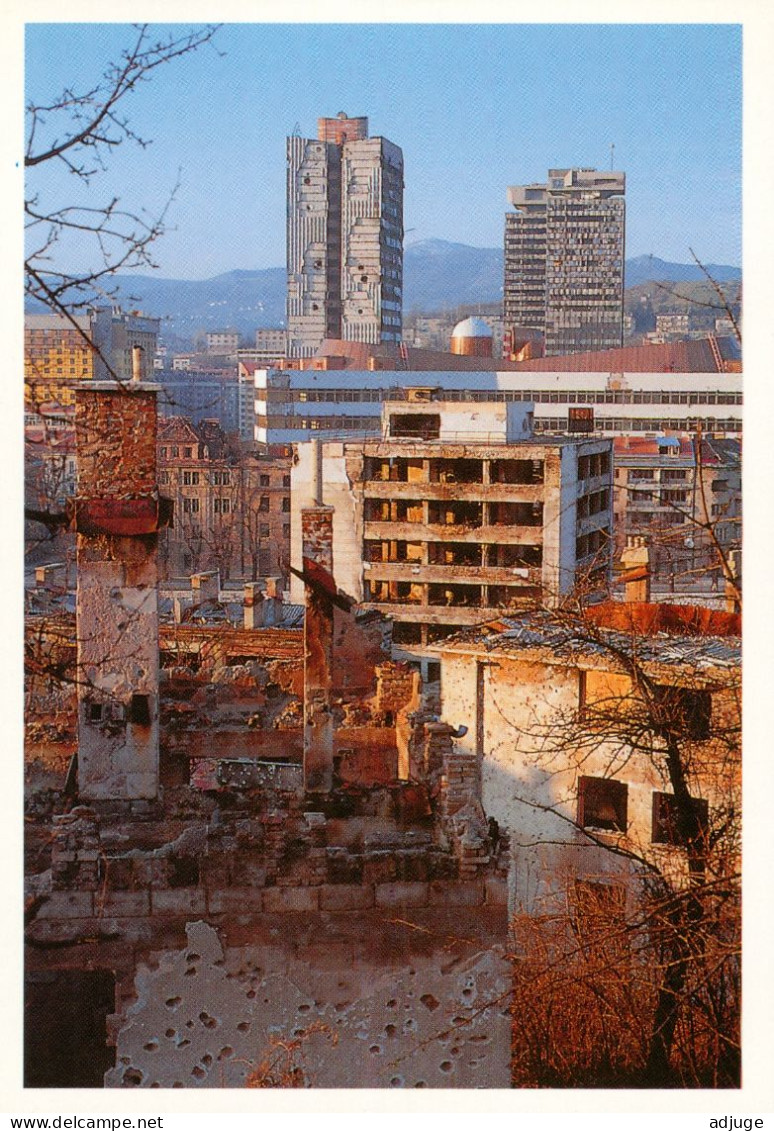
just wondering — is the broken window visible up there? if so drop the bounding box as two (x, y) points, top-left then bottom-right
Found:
(129, 694), (151, 727)
(389, 413), (440, 440)
(652, 685), (712, 741)
(651, 791), (710, 846)
(578, 776), (628, 833)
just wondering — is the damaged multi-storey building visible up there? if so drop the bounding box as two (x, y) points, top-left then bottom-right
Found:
(290, 399), (613, 673)
(287, 113), (404, 357)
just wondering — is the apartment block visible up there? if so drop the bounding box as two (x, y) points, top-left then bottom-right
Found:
(157, 417), (291, 581)
(291, 401), (613, 667)
(613, 434), (741, 585)
(25, 314), (94, 410)
(90, 306), (160, 382)
(505, 168), (625, 356)
(287, 113), (404, 357)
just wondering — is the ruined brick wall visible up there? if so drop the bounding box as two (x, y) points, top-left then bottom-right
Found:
(75, 389), (157, 498)
(374, 662), (419, 719)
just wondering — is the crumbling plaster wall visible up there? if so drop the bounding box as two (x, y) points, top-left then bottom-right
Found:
(437, 650), (725, 911)
(106, 919), (511, 1089)
(290, 442), (365, 606)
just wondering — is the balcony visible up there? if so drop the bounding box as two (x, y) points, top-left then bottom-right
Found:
(364, 561), (542, 586)
(362, 480), (545, 503)
(363, 520), (545, 545)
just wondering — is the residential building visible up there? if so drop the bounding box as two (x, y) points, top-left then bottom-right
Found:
(287, 112), (404, 356)
(90, 306), (159, 382)
(433, 606), (740, 913)
(613, 435), (741, 587)
(25, 307), (160, 408)
(205, 330), (240, 355)
(24, 314), (94, 410)
(157, 417), (291, 581)
(155, 368), (242, 434)
(656, 313), (691, 338)
(504, 168), (625, 356)
(290, 400), (613, 671)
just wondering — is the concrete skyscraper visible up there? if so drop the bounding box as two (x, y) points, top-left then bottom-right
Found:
(504, 168), (625, 357)
(286, 113), (404, 358)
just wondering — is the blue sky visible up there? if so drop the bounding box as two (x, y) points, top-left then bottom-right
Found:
(25, 22), (742, 280)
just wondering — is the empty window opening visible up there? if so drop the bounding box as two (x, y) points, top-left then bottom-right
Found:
(652, 791), (710, 846)
(578, 775), (628, 833)
(652, 685), (712, 741)
(389, 413), (440, 440)
(129, 694), (151, 727)
(490, 458), (544, 485)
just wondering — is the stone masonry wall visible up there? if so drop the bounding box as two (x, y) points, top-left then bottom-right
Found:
(76, 389), (157, 498)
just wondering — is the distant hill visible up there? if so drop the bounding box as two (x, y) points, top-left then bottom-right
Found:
(624, 254), (741, 289)
(403, 239), (504, 311)
(25, 241), (740, 343)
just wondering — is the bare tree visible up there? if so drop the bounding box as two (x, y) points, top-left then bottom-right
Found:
(25, 24), (221, 329)
(471, 604), (741, 1086)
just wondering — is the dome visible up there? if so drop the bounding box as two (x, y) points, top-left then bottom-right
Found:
(451, 316), (493, 340)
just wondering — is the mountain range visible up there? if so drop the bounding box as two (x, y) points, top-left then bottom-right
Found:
(26, 240), (740, 342)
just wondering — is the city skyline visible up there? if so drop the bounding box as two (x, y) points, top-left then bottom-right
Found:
(24, 22), (742, 281)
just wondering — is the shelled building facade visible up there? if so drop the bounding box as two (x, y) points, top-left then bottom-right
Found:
(254, 366), (742, 447)
(157, 417), (291, 581)
(291, 401), (613, 669)
(287, 113), (404, 357)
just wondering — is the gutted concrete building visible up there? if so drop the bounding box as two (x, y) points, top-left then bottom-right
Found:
(287, 113), (404, 357)
(504, 168), (625, 357)
(291, 401), (613, 669)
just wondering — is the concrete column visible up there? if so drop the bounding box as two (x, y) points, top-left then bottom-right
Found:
(302, 505), (336, 793)
(243, 581), (262, 629)
(191, 570), (220, 604)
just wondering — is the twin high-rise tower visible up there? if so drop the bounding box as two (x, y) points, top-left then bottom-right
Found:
(287, 124), (624, 361)
(504, 168), (626, 357)
(287, 113), (404, 357)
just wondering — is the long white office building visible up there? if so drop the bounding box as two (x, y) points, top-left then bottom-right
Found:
(253, 368), (742, 447)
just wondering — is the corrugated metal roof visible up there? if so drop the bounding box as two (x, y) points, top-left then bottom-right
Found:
(435, 609), (740, 673)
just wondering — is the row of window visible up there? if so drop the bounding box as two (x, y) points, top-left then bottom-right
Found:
(277, 388), (742, 407)
(179, 495), (290, 514)
(578, 775), (709, 845)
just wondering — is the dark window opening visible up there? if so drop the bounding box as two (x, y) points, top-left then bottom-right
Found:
(129, 694), (151, 727)
(490, 458), (544, 485)
(389, 413), (440, 440)
(652, 791), (710, 845)
(392, 622), (422, 644)
(578, 775), (628, 833)
(429, 458), (483, 485)
(652, 685), (712, 741)
(87, 702), (103, 724)
(426, 662), (441, 683)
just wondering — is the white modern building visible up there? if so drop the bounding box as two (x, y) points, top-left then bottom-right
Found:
(254, 368), (742, 448)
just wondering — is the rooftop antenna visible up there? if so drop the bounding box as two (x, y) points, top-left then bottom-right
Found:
(292, 122), (300, 137)
(610, 142), (615, 171)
